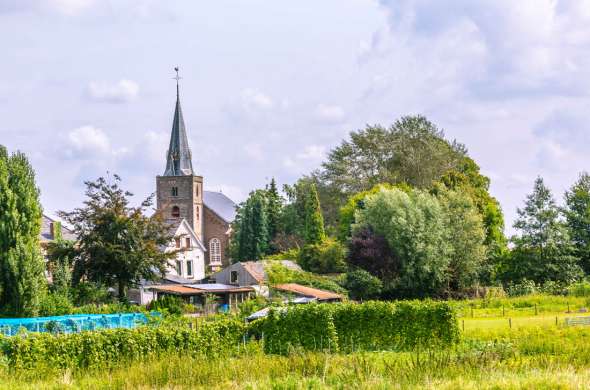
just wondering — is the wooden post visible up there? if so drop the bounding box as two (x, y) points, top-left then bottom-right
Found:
(535, 303), (538, 316)
(556, 316), (558, 326)
(509, 318), (512, 329)
(502, 305), (505, 317)
(462, 320), (465, 331)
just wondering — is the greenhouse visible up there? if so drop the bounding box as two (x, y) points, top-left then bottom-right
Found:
(0, 313), (149, 336)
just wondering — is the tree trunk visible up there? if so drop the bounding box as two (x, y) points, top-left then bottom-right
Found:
(118, 280), (126, 302)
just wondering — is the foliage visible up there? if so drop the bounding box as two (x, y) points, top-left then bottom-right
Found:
(265, 178), (283, 253)
(148, 295), (184, 315)
(342, 269), (383, 301)
(502, 177), (582, 285)
(298, 238), (347, 274)
(436, 157), (507, 281)
(1, 319), (245, 370)
(353, 187), (451, 298)
(303, 183), (326, 245)
(567, 280), (590, 297)
(59, 175), (175, 300)
(263, 248), (300, 261)
(437, 188), (486, 292)
(252, 301), (459, 355)
(232, 190), (270, 261)
(38, 293), (74, 317)
(506, 279), (538, 297)
(71, 281), (114, 306)
(0, 146), (46, 317)
(564, 172), (590, 274)
(46, 238), (76, 298)
(347, 225), (398, 288)
(265, 262), (347, 294)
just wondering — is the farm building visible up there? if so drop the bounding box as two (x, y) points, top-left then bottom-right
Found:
(211, 260), (301, 296)
(149, 283), (254, 311)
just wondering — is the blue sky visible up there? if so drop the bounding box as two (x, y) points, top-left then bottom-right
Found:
(1, 0), (590, 236)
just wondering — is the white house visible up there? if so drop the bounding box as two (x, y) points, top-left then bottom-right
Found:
(165, 218), (207, 281)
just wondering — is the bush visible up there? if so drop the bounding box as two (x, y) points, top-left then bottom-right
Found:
(38, 293), (74, 317)
(148, 295), (184, 315)
(251, 301), (459, 355)
(342, 269), (382, 300)
(567, 280), (590, 297)
(72, 282), (114, 306)
(506, 279), (538, 297)
(266, 262), (348, 294)
(298, 238), (347, 274)
(1, 319), (245, 370)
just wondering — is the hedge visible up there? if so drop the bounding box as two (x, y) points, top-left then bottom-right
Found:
(0, 319), (245, 370)
(252, 301), (459, 354)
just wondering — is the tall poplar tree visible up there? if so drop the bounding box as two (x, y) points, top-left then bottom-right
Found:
(266, 178), (282, 252)
(0, 146), (46, 316)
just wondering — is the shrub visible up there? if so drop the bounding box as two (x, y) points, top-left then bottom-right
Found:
(298, 238), (347, 274)
(148, 295), (184, 315)
(38, 293), (74, 317)
(72, 282), (115, 306)
(342, 269), (382, 301)
(266, 262), (348, 294)
(567, 280), (590, 297)
(507, 279), (538, 297)
(251, 301), (459, 355)
(1, 319), (245, 370)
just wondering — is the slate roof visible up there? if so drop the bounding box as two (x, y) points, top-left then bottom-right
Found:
(203, 191), (237, 223)
(163, 84), (194, 176)
(39, 214), (76, 243)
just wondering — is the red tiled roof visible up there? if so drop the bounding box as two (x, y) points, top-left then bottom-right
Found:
(273, 283), (343, 301)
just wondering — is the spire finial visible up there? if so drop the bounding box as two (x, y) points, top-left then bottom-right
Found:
(173, 66), (182, 98)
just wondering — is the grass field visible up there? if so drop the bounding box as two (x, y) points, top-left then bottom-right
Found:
(3, 295), (590, 389)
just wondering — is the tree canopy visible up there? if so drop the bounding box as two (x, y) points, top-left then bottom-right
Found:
(59, 175), (175, 300)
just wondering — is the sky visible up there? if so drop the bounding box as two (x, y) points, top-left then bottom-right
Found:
(1, 0), (590, 236)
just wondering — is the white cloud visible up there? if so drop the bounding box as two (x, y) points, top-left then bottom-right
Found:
(66, 125), (111, 157)
(86, 79), (139, 103)
(283, 144), (326, 172)
(241, 88), (274, 110)
(314, 104), (345, 123)
(49, 0), (95, 15)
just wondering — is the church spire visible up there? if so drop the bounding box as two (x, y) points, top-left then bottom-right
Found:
(163, 67), (194, 176)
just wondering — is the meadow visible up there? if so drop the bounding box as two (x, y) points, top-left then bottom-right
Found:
(2, 295), (590, 389)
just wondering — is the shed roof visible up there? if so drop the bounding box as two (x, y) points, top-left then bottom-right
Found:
(150, 283), (254, 295)
(273, 284), (343, 301)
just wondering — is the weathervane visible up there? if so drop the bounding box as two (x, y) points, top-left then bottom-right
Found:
(173, 66), (182, 97)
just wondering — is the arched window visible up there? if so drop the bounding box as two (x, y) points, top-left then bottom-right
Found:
(209, 238), (221, 264)
(171, 206), (180, 218)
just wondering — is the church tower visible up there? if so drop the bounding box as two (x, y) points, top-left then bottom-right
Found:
(156, 69), (204, 240)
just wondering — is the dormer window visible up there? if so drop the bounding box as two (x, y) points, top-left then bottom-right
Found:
(171, 206), (180, 218)
(171, 187), (178, 197)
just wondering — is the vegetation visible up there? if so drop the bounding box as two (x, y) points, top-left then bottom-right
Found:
(58, 175), (176, 301)
(265, 261), (347, 294)
(0, 146), (46, 317)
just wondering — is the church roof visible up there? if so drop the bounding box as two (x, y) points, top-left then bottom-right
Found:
(203, 191), (237, 223)
(163, 77), (194, 176)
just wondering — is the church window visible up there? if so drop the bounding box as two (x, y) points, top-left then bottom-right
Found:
(171, 206), (180, 218)
(185, 237), (191, 248)
(210, 238), (221, 264)
(171, 187), (178, 197)
(186, 260), (193, 277)
(175, 237), (181, 248)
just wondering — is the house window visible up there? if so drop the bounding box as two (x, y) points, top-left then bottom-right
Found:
(186, 260), (193, 277)
(175, 237), (181, 248)
(171, 206), (180, 218)
(171, 187), (178, 197)
(230, 270), (238, 285)
(175, 260), (182, 275)
(209, 238), (221, 264)
(185, 237), (191, 248)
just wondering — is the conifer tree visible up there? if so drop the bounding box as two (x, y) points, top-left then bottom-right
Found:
(564, 172), (590, 274)
(0, 146), (46, 316)
(506, 177), (581, 284)
(303, 183), (326, 245)
(233, 190), (269, 261)
(266, 178), (282, 251)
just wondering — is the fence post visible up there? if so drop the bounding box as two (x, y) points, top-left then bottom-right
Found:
(462, 320), (465, 331)
(535, 303), (538, 316)
(509, 318), (512, 329)
(502, 305), (505, 317)
(556, 316), (558, 326)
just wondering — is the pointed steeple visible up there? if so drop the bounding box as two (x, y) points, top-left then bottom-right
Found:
(163, 67), (194, 176)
